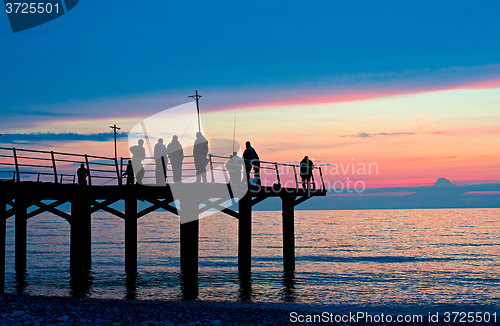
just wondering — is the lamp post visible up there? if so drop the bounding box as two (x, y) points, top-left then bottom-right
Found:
(110, 125), (120, 160)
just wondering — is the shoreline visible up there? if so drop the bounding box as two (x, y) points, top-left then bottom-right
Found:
(1, 293), (498, 326)
(0, 294), (308, 326)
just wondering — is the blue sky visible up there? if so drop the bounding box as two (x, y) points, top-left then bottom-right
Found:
(1, 0), (500, 118)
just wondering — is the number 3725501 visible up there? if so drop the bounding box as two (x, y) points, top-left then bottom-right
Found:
(5, 3), (60, 14)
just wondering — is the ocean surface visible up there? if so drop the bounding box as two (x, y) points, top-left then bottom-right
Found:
(3, 208), (500, 309)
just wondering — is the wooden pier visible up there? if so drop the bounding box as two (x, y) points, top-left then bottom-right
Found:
(0, 147), (326, 298)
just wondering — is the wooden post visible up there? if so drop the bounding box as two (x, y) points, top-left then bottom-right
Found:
(15, 198), (27, 274)
(51, 151), (58, 184)
(275, 163), (280, 185)
(281, 195), (296, 272)
(120, 157), (124, 184)
(125, 197), (137, 273)
(238, 194), (252, 273)
(293, 166), (299, 190)
(0, 200), (5, 293)
(319, 167), (325, 191)
(209, 155), (215, 183)
(85, 155), (92, 186)
(70, 194), (91, 274)
(115, 158), (122, 186)
(179, 198), (199, 299)
(13, 148), (20, 182)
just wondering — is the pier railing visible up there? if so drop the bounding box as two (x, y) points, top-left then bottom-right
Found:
(0, 147), (325, 190)
(0, 147), (120, 185)
(119, 154), (325, 191)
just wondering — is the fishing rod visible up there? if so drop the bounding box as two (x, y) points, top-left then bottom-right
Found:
(180, 118), (194, 141)
(232, 113), (236, 154)
(140, 121), (154, 158)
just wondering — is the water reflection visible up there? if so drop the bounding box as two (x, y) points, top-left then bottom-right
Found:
(69, 268), (93, 298)
(181, 270), (198, 300)
(4, 209), (500, 306)
(281, 271), (295, 303)
(238, 271), (252, 301)
(14, 272), (27, 294)
(125, 271), (138, 300)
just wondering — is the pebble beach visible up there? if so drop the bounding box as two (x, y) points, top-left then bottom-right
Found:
(0, 294), (302, 326)
(2, 293), (497, 326)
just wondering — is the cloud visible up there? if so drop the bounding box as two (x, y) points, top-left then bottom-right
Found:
(342, 132), (414, 138)
(0, 132), (128, 144)
(341, 126), (500, 139)
(3, 63), (500, 133)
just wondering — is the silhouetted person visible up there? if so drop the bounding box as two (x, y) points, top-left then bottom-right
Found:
(77, 163), (88, 186)
(167, 135), (184, 183)
(193, 132), (208, 183)
(154, 138), (168, 185)
(226, 151), (243, 184)
(300, 156), (314, 190)
(124, 160), (134, 185)
(243, 141), (260, 185)
(129, 139), (146, 184)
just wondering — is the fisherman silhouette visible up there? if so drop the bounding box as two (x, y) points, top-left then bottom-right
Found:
(193, 132), (209, 183)
(154, 138), (168, 185)
(243, 141), (260, 185)
(226, 151), (243, 184)
(167, 135), (184, 183)
(129, 139), (146, 184)
(77, 163), (88, 186)
(124, 160), (134, 185)
(300, 156), (315, 190)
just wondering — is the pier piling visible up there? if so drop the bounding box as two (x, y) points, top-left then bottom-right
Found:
(179, 198), (199, 299)
(70, 196), (91, 274)
(15, 198), (27, 274)
(125, 197), (138, 274)
(282, 195), (296, 272)
(238, 194), (252, 273)
(0, 200), (5, 293)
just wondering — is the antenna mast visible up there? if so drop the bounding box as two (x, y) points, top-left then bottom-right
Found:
(110, 124), (121, 160)
(189, 90), (202, 133)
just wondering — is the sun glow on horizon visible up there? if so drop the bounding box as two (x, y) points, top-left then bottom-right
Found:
(2, 83), (500, 188)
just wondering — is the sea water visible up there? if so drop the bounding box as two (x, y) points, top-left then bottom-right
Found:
(3, 209), (500, 309)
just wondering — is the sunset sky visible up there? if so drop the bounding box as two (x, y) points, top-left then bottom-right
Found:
(1, 1), (500, 189)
